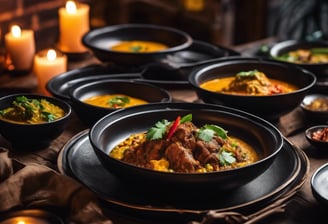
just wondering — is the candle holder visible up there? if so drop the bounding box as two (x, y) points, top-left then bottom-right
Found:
(0, 209), (64, 224)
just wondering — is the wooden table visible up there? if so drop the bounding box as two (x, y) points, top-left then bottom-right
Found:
(0, 40), (327, 224)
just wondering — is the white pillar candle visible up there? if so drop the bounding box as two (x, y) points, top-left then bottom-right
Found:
(4, 25), (35, 71)
(58, 1), (90, 53)
(34, 49), (67, 95)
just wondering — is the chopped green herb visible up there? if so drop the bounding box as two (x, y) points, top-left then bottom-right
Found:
(218, 150), (236, 166)
(197, 124), (228, 142)
(108, 96), (130, 108)
(146, 119), (170, 140)
(130, 45), (143, 52)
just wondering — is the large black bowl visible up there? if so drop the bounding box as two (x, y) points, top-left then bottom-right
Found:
(89, 102), (283, 193)
(69, 79), (172, 126)
(82, 24), (193, 66)
(0, 93), (71, 150)
(270, 40), (328, 77)
(189, 57), (317, 121)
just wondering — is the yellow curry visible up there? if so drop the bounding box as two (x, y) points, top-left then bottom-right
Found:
(110, 114), (259, 173)
(110, 40), (168, 53)
(200, 70), (297, 96)
(0, 96), (65, 124)
(83, 94), (148, 108)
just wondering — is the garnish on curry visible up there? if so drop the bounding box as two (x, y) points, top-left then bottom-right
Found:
(110, 114), (258, 173)
(0, 96), (65, 124)
(200, 70), (297, 95)
(110, 40), (168, 53)
(83, 94), (148, 108)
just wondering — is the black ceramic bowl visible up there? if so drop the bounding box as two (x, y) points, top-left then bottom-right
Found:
(82, 24), (193, 66)
(0, 93), (71, 150)
(189, 57), (317, 121)
(270, 40), (328, 77)
(69, 79), (172, 126)
(89, 102), (283, 193)
(311, 162), (328, 206)
(300, 94), (328, 122)
(305, 125), (328, 150)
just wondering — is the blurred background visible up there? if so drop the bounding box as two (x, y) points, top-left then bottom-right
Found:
(0, 0), (327, 52)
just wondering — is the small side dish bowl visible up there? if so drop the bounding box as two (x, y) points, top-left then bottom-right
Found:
(305, 125), (328, 150)
(0, 93), (71, 150)
(89, 102), (284, 193)
(82, 23), (193, 66)
(311, 162), (328, 206)
(188, 57), (317, 121)
(300, 94), (328, 122)
(69, 79), (172, 126)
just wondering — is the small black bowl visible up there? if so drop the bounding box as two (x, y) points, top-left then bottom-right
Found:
(89, 102), (283, 193)
(305, 125), (328, 150)
(69, 79), (172, 126)
(311, 162), (328, 206)
(82, 23), (193, 66)
(0, 93), (71, 150)
(301, 94), (328, 122)
(189, 57), (317, 121)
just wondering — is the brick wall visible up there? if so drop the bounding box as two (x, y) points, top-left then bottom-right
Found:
(0, 0), (91, 51)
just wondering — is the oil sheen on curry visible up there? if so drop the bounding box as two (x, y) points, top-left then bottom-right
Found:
(83, 94), (148, 108)
(110, 114), (259, 173)
(110, 40), (168, 53)
(200, 70), (297, 96)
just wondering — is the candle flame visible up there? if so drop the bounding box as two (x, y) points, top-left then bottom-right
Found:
(66, 1), (77, 14)
(47, 49), (57, 61)
(17, 221), (25, 224)
(11, 25), (21, 38)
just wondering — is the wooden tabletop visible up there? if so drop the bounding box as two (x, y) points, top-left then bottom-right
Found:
(0, 39), (327, 223)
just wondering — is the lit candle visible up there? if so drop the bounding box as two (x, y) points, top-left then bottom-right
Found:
(0, 216), (50, 224)
(4, 25), (35, 72)
(58, 1), (90, 53)
(33, 48), (67, 95)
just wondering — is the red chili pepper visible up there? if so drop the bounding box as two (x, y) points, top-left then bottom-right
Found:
(167, 116), (181, 140)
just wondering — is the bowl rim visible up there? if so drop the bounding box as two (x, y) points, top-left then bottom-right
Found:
(82, 23), (193, 56)
(89, 102), (284, 176)
(311, 162), (328, 202)
(69, 78), (172, 107)
(188, 57), (317, 98)
(0, 93), (72, 125)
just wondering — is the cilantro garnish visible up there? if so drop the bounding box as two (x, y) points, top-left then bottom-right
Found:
(146, 119), (170, 140)
(108, 96), (130, 108)
(197, 124), (228, 142)
(146, 114), (192, 140)
(218, 150), (236, 166)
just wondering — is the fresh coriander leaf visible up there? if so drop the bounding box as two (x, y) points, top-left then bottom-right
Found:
(108, 96), (130, 107)
(204, 124), (228, 139)
(218, 150), (236, 166)
(198, 128), (215, 142)
(146, 119), (170, 140)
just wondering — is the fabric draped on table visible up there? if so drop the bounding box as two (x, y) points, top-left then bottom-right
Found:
(0, 148), (112, 224)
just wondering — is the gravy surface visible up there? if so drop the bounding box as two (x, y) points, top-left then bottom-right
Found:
(83, 94), (148, 108)
(111, 40), (168, 53)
